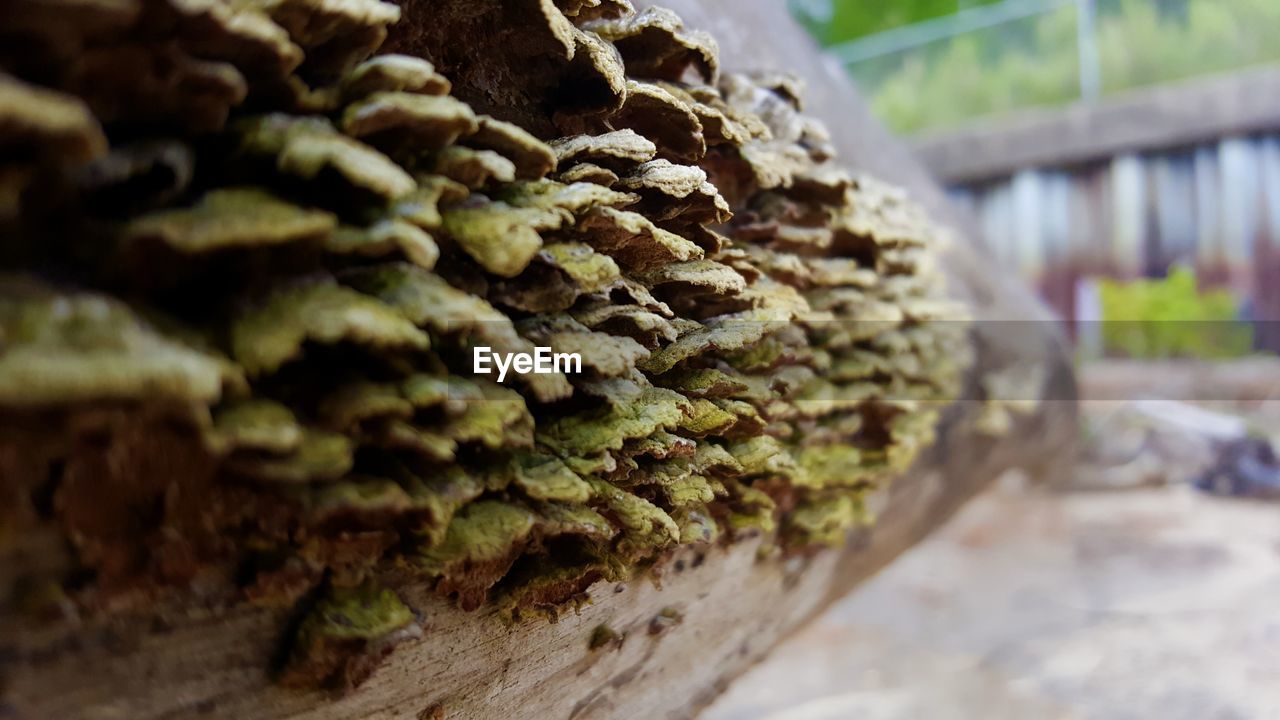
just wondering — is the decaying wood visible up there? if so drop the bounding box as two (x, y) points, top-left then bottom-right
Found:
(0, 2), (1076, 718)
(1, 388), (1071, 720)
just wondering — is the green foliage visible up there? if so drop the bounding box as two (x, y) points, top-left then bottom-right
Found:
(1097, 267), (1253, 359)
(795, 0), (1002, 45)
(866, 6), (1080, 134)
(815, 0), (1280, 133)
(1096, 0), (1280, 92)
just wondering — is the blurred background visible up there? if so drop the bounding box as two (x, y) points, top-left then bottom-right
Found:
(704, 2), (1280, 718)
(793, 0), (1280, 347)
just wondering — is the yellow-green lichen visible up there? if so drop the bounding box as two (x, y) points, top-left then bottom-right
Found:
(671, 504), (719, 544)
(506, 454), (594, 503)
(786, 495), (867, 547)
(0, 0), (969, 674)
(0, 284), (226, 406)
(297, 581), (414, 641)
(440, 382), (533, 450)
(327, 219), (439, 269)
(723, 480), (777, 535)
(537, 502), (617, 542)
(576, 206), (703, 271)
(539, 243), (621, 293)
(433, 146), (516, 189)
(306, 477), (416, 524)
(440, 202), (563, 278)
(727, 436), (800, 480)
(538, 386), (689, 456)
(232, 279), (430, 376)
(397, 466), (487, 546)
(586, 477), (678, 556)
(657, 368), (748, 398)
(213, 398), (302, 454)
(318, 381), (414, 431)
(237, 114), (417, 201)
(639, 311), (781, 374)
(125, 187), (335, 254)
(657, 473), (715, 507)
(622, 430), (694, 460)
(677, 398), (737, 437)
(548, 129), (656, 168)
(468, 116), (556, 180)
(390, 174), (468, 230)
(341, 91), (479, 152)
(341, 55), (451, 101)
(794, 444), (870, 490)
(414, 501), (538, 610)
(516, 314), (646, 377)
(499, 179), (637, 215)
(589, 623), (623, 650)
(283, 580), (418, 690)
(226, 427), (355, 483)
(376, 420), (458, 462)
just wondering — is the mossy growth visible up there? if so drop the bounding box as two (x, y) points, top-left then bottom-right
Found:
(0, 0), (969, 695)
(589, 623), (623, 651)
(283, 580), (418, 691)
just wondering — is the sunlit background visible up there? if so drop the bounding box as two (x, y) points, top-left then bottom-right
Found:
(793, 0), (1280, 132)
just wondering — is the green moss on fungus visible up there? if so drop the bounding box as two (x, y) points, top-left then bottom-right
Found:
(414, 500), (537, 610)
(283, 580), (418, 691)
(0, 0), (970, 696)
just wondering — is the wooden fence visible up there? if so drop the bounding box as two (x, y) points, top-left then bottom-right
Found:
(912, 66), (1280, 351)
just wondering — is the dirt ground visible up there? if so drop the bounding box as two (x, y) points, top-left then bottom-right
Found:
(701, 476), (1280, 719)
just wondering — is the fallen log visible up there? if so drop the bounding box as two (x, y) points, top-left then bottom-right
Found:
(0, 1), (1075, 718)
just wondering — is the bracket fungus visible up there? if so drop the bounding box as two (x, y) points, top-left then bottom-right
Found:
(0, 0), (970, 694)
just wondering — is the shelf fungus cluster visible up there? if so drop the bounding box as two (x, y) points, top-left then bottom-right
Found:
(0, 0), (968, 691)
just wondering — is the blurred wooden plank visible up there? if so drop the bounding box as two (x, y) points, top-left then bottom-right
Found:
(1080, 358), (1280, 403)
(913, 66), (1280, 183)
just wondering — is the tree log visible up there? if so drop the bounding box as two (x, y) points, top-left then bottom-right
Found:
(0, 2), (1076, 718)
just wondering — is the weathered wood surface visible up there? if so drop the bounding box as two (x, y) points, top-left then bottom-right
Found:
(0, 2), (1076, 718)
(912, 65), (1280, 183)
